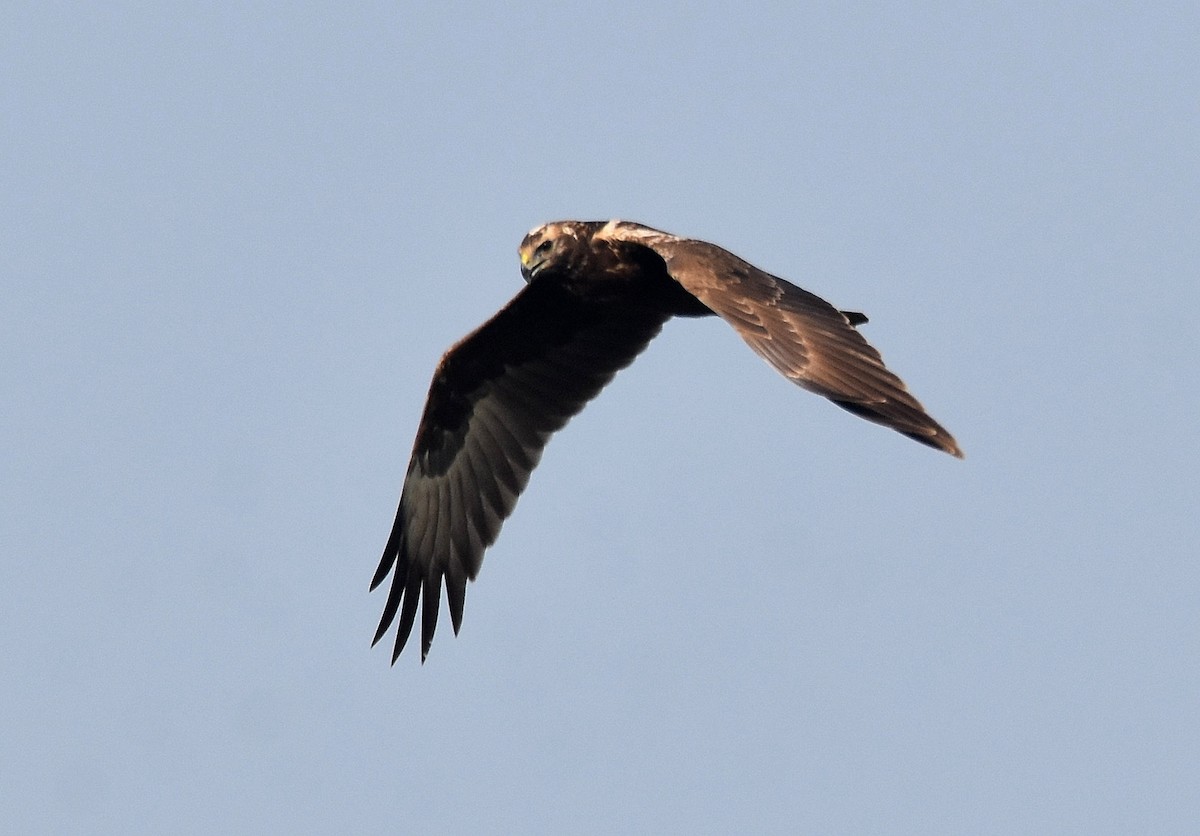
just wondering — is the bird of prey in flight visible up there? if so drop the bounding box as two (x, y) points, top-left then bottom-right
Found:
(372, 220), (961, 662)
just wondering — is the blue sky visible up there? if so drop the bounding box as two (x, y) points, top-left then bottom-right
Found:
(3, 2), (1198, 833)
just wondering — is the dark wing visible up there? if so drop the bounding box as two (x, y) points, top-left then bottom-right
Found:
(602, 224), (962, 457)
(373, 281), (670, 662)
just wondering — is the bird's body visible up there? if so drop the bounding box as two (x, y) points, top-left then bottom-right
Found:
(373, 220), (961, 662)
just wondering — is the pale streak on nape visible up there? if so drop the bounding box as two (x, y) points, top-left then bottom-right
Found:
(524, 222), (556, 241)
(596, 218), (627, 238)
(595, 219), (678, 246)
(526, 220), (587, 242)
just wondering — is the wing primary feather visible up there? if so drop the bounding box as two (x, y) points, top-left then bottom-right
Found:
(371, 553), (405, 647)
(445, 560), (468, 635)
(391, 567), (422, 664)
(420, 572), (442, 661)
(370, 508), (403, 591)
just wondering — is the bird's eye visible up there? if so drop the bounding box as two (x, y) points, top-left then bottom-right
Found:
(534, 239), (553, 255)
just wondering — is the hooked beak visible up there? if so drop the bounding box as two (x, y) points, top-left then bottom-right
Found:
(519, 246), (542, 283)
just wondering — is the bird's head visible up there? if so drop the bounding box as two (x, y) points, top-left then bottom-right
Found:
(518, 221), (594, 283)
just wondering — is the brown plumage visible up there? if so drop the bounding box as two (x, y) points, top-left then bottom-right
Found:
(373, 220), (961, 662)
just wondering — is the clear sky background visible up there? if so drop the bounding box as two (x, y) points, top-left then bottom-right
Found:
(3, 2), (1197, 834)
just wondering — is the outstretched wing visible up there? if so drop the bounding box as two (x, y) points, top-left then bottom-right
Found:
(598, 221), (962, 457)
(373, 281), (670, 662)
